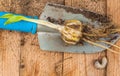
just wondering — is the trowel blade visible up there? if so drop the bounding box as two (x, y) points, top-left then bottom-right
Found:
(37, 3), (120, 53)
(38, 32), (120, 53)
(38, 32), (107, 53)
(38, 2), (108, 32)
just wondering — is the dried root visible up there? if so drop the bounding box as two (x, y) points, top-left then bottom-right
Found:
(83, 38), (120, 54)
(97, 40), (120, 50)
(60, 20), (83, 45)
(60, 20), (120, 54)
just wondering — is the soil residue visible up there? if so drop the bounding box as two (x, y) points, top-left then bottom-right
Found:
(48, 3), (110, 23)
(47, 17), (64, 25)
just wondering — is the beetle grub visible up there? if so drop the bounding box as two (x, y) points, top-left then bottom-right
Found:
(94, 57), (107, 69)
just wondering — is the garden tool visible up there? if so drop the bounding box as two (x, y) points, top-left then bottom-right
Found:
(0, 3), (119, 53)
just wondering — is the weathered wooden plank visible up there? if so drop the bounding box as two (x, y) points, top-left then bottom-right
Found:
(0, 0), (20, 76)
(107, 0), (120, 76)
(19, 34), (63, 76)
(65, 0), (106, 14)
(0, 31), (3, 76)
(0, 31), (20, 76)
(1, 31), (20, 76)
(63, 54), (86, 76)
(107, 0), (120, 25)
(18, 0), (64, 76)
(64, 0), (106, 76)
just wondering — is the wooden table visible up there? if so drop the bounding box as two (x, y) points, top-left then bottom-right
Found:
(0, 0), (120, 76)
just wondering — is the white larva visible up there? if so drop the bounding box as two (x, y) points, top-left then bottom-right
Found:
(94, 57), (108, 69)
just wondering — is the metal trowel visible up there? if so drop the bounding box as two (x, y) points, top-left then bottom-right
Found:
(0, 3), (119, 53)
(38, 3), (120, 53)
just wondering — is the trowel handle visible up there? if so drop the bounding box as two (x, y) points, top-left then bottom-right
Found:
(0, 12), (38, 34)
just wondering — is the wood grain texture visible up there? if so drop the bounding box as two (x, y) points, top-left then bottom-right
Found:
(65, 0), (106, 14)
(1, 31), (20, 76)
(64, 0), (106, 76)
(19, 34), (63, 76)
(17, 0), (64, 76)
(0, 31), (3, 76)
(107, 0), (120, 76)
(1, 0), (120, 76)
(0, 0), (21, 76)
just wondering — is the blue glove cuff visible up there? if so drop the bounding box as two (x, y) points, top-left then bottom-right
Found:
(0, 12), (38, 34)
